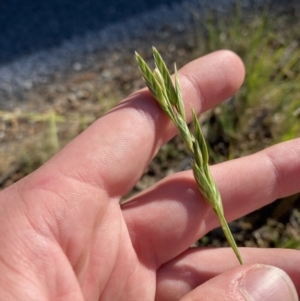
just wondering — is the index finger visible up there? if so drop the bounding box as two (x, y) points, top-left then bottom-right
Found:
(29, 50), (245, 198)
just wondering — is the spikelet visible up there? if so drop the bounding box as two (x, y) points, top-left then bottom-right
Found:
(136, 47), (243, 265)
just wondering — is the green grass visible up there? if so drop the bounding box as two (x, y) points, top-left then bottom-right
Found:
(190, 2), (300, 162)
(136, 47), (243, 263)
(0, 109), (100, 180)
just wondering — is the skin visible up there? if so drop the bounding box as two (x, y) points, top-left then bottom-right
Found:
(0, 50), (299, 301)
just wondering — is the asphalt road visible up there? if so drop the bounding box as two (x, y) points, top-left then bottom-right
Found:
(0, 0), (182, 65)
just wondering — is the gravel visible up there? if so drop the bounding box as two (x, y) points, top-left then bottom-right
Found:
(0, 0), (277, 110)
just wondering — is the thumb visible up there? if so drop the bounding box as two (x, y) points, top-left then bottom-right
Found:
(180, 264), (298, 301)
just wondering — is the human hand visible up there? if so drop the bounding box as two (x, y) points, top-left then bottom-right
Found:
(0, 50), (299, 301)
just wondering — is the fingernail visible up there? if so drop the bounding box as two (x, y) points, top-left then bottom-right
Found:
(239, 264), (298, 301)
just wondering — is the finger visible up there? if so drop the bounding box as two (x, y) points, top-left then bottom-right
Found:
(122, 138), (300, 266)
(25, 50), (244, 198)
(211, 137), (300, 222)
(156, 248), (300, 301)
(179, 263), (298, 301)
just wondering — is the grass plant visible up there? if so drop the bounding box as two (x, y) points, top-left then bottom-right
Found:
(136, 47), (243, 264)
(190, 3), (300, 161)
(0, 109), (97, 180)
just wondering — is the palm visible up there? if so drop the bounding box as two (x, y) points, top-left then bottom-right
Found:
(62, 198), (158, 300)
